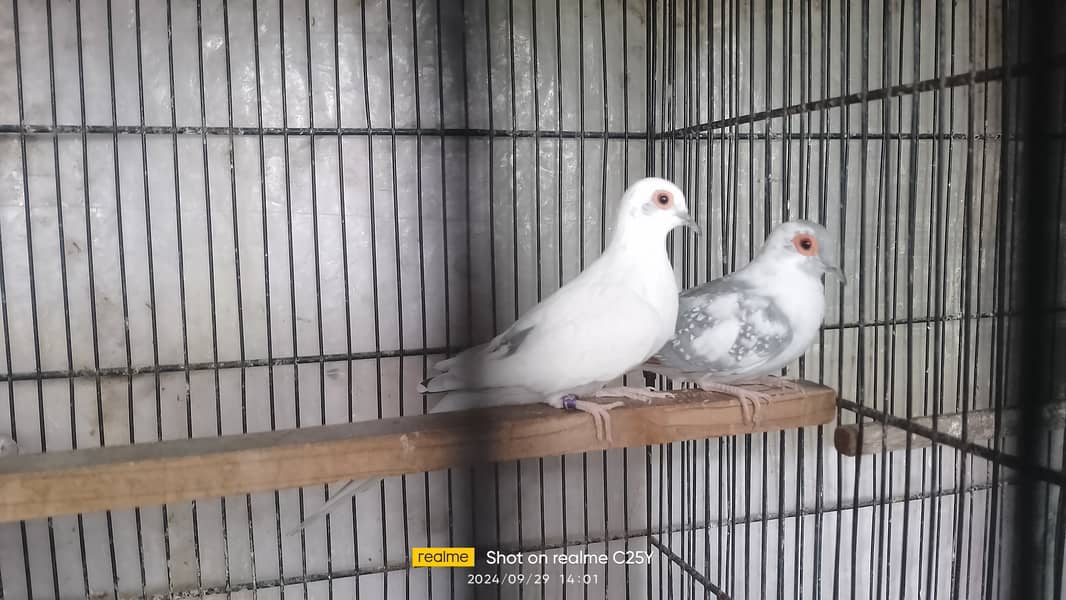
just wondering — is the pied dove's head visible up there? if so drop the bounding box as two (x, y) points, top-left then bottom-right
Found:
(757, 220), (846, 284)
(612, 177), (700, 242)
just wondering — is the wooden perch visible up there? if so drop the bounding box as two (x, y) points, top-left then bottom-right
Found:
(834, 402), (1066, 456)
(0, 381), (835, 523)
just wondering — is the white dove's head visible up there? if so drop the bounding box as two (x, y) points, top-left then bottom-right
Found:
(759, 219), (846, 284)
(612, 177), (700, 243)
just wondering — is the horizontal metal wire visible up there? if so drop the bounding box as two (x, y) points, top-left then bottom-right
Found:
(2, 125), (1049, 142)
(661, 54), (1066, 137)
(0, 124), (646, 140)
(8, 308), (1061, 385)
(0, 346), (449, 384)
(8, 308), (1064, 385)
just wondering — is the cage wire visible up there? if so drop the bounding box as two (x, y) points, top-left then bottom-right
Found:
(0, 0), (1063, 599)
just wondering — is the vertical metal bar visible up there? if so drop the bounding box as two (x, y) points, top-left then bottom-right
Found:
(555, 0), (571, 593)
(620, 1), (634, 596)
(457, 1), (474, 597)
(832, 0), (851, 598)
(896, 1), (923, 597)
(162, 2), (204, 590)
(41, 0), (83, 594)
(703, 0), (716, 593)
(220, 1), (261, 595)
(885, 2), (909, 598)
(665, 0), (675, 594)
(479, 2), (503, 593)
(383, 0), (407, 596)
(300, 0), (332, 592)
(643, 17), (660, 600)
(355, 0), (388, 594)
(927, 2), (951, 597)
(505, 3), (525, 595)
(795, 0), (811, 595)
(131, 0), (158, 593)
(847, 1), (871, 598)
(726, 0), (738, 594)
(385, 0), (414, 593)
(325, 0), (351, 585)
(9, 0), (48, 596)
(408, 0), (434, 597)
(942, 1), (967, 595)
(250, 0), (287, 595)
(596, 0), (611, 596)
(273, 0), (311, 592)
(756, 4), (773, 597)
(947, 0), (978, 596)
(871, 0), (893, 597)
(968, 2), (996, 598)
(69, 2), (106, 595)
(191, 0), (231, 594)
(530, 0), (549, 590)
(811, 0), (830, 596)
(431, 2), (455, 597)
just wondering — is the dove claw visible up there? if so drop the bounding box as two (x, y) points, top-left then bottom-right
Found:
(695, 380), (774, 428)
(593, 385), (673, 404)
(752, 374), (806, 395)
(571, 399), (624, 443)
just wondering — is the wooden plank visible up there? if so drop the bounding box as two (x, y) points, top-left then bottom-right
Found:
(0, 381), (835, 523)
(834, 402), (1066, 456)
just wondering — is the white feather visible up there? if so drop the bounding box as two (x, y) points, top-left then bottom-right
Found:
(291, 176), (696, 533)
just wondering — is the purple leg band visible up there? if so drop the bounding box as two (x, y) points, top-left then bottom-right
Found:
(562, 394), (578, 410)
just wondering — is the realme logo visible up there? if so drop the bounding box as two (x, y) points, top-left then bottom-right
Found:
(411, 547), (475, 567)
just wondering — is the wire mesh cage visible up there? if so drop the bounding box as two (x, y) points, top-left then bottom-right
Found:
(0, 0), (1063, 599)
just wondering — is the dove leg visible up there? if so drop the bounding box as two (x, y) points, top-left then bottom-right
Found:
(546, 394), (624, 442)
(592, 386), (675, 404)
(694, 379), (772, 426)
(573, 399), (624, 442)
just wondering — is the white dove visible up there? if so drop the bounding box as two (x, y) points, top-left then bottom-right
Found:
(291, 177), (699, 534)
(644, 219), (844, 424)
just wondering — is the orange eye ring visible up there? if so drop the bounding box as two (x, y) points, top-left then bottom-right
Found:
(792, 233), (818, 256)
(652, 190), (674, 210)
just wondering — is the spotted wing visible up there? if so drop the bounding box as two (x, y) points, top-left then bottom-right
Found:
(654, 277), (793, 378)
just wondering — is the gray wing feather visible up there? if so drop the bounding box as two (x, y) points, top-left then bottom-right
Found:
(655, 277), (793, 377)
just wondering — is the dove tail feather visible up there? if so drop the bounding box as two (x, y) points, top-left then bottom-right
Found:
(285, 478), (382, 536)
(422, 372), (467, 394)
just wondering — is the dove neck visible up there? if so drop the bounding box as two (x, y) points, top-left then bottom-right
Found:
(606, 223), (672, 258)
(744, 252), (815, 284)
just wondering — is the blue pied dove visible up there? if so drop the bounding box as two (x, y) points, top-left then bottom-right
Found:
(645, 220), (844, 424)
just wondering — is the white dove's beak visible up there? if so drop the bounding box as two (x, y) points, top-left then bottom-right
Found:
(681, 213), (701, 235)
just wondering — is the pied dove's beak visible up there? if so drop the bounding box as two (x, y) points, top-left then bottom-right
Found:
(680, 213), (701, 235)
(829, 264), (847, 285)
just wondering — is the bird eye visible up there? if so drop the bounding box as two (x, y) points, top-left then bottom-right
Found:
(652, 190), (674, 210)
(792, 234), (817, 256)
